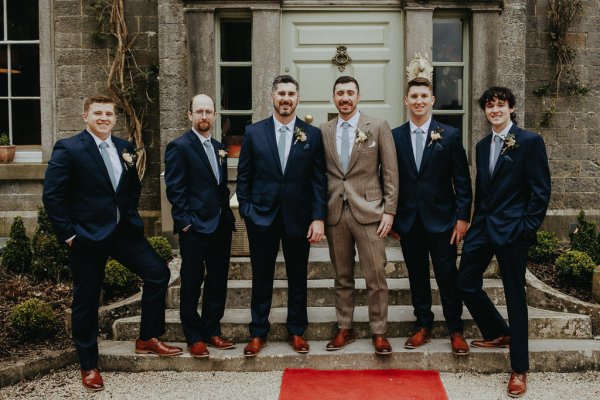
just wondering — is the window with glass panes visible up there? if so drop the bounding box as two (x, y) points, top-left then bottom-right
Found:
(432, 15), (469, 150)
(0, 0), (40, 146)
(217, 17), (252, 160)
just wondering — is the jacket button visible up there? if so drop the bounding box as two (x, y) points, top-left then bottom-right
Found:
(342, 178), (346, 181)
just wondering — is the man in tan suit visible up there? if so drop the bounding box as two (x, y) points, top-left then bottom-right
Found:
(320, 76), (399, 355)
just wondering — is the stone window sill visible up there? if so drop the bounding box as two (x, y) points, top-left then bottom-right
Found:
(0, 163), (47, 180)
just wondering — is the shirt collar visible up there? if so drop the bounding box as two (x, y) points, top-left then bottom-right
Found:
(273, 116), (295, 134)
(87, 129), (114, 147)
(192, 127), (211, 143)
(409, 118), (432, 134)
(337, 111), (361, 129)
(492, 122), (513, 139)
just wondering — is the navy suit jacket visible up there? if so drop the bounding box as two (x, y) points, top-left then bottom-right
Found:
(391, 119), (472, 234)
(468, 124), (551, 246)
(43, 130), (144, 243)
(164, 130), (235, 234)
(236, 116), (327, 237)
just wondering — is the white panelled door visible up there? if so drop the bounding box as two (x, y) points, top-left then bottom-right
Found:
(281, 11), (404, 128)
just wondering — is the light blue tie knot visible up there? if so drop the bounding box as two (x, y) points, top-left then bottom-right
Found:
(414, 128), (425, 170)
(203, 140), (220, 181)
(278, 126), (287, 170)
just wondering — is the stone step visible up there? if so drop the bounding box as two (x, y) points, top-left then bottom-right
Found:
(113, 306), (591, 342)
(98, 338), (600, 373)
(227, 247), (500, 280)
(166, 278), (506, 309)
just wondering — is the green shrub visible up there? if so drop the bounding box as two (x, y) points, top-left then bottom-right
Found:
(30, 207), (70, 282)
(528, 230), (561, 264)
(148, 236), (173, 262)
(1, 216), (32, 273)
(103, 259), (140, 300)
(10, 298), (57, 342)
(555, 250), (596, 286)
(570, 210), (600, 264)
(0, 133), (10, 146)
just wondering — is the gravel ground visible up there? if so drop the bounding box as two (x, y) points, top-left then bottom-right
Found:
(1, 367), (600, 399)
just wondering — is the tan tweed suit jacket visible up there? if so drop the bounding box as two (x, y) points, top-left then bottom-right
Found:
(320, 112), (399, 225)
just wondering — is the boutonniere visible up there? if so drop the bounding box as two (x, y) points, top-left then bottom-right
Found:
(428, 127), (444, 147)
(501, 133), (519, 155)
(218, 149), (228, 165)
(121, 148), (138, 170)
(293, 127), (307, 144)
(355, 127), (372, 149)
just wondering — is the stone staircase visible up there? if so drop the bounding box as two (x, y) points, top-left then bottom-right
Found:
(98, 247), (600, 372)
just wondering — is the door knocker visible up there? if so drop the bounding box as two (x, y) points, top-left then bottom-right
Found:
(331, 45), (352, 72)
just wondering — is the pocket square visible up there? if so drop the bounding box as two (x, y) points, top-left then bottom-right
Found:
(503, 155), (514, 162)
(303, 143), (310, 150)
(368, 141), (376, 148)
(434, 143), (444, 151)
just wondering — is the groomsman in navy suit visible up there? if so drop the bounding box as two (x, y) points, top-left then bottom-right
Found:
(43, 95), (182, 392)
(165, 94), (236, 359)
(457, 87), (551, 398)
(236, 75), (327, 357)
(391, 76), (472, 355)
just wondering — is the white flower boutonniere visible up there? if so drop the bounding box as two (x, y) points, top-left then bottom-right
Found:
(218, 149), (228, 165)
(121, 148), (138, 170)
(501, 133), (519, 155)
(428, 127), (444, 147)
(355, 127), (372, 149)
(293, 127), (307, 145)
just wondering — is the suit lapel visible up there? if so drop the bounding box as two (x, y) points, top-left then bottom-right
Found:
(112, 138), (128, 191)
(283, 118), (302, 175)
(418, 120), (437, 173)
(399, 123), (418, 174)
(188, 130), (218, 185)
(325, 120), (343, 173)
(479, 134), (492, 187)
(346, 113), (369, 173)
(81, 131), (116, 191)
(491, 124), (520, 180)
(211, 137), (225, 184)
(263, 118), (283, 176)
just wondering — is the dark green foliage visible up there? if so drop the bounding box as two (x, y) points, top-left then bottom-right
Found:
(10, 298), (57, 342)
(30, 207), (70, 282)
(148, 236), (173, 262)
(555, 250), (596, 286)
(103, 259), (140, 300)
(528, 230), (561, 264)
(1, 216), (32, 273)
(569, 210), (600, 264)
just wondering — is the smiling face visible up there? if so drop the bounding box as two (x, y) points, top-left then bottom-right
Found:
(484, 97), (514, 132)
(83, 102), (116, 140)
(333, 81), (360, 120)
(272, 82), (299, 122)
(405, 84), (434, 125)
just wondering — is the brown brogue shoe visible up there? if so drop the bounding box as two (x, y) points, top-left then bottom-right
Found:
(207, 336), (236, 350)
(243, 337), (267, 358)
(289, 335), (310, 354)
(404, 328), (431, 349)
(326, 329), (355, 351)
(450, 332), (470, 356)
(507, 372), (527, 398)
(135, 338), (183, 356)
(471, 335), (510, 348)
(372, 334), (392, 355)
(81, 368), (104, 392)
(188, 341), (210, 358)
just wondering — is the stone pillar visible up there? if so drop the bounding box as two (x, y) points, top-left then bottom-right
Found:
(186, 9), (216, 101)
(593, 265), (600, 304)
(404, 7), (434, 64)
(252, 8), (281, 121)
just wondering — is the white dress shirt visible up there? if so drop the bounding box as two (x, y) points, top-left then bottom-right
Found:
(88, 130), (123, 180)
(336, 111), (361, 159)
(489, 121), (513, 166)
(409, 118), (432, 163)
(273, 116), (295, 166)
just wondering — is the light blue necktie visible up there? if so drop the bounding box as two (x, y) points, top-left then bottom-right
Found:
(278, 126), (287, 170)
(341, 121), (350, 173)
(98, 141), (120, 222)
(203, 140), (220, 182)
(489, 135), (503, 175)
(414, 128), (425, 169)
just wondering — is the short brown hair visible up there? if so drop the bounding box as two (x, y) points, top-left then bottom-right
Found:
(333, 76), (359, 94)
(83, 95), (115, 112)
(406, 77), (432, 95)
(272, 75), (299, 92)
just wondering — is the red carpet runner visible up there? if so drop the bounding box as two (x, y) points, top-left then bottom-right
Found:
(279, 368), (448, 400)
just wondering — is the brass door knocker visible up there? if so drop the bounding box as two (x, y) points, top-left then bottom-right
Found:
(332, 45), (352, 72)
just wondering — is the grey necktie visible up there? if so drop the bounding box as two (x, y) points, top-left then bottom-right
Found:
(414, 128), (425, 169)
(341, 121), (350, 172)
(278, 126), (287, 170)
(99, 142), (118, 190)
(203, 140), (220, 182)
(489, 135), (503, 175)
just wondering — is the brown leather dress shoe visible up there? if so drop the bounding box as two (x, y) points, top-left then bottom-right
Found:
(135, 338), (183, 356)
(404, 327), (431, 349)
(81, 368), (104, 392)
(207, 336), (236, 350)
(188, 341), (210, 358)
(289, 335), (310, 354)
(471, 335), (510, 348)
(326, 329), (355, 351)
(372, 334), (392, 355)
(507, 372), (527, 398)
(244, 337), (267, 358)
(450, 332), (469, 355)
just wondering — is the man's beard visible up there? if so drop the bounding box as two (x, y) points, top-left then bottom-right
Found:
(275, 102), (296, 117)
(195, 121), (211, 132)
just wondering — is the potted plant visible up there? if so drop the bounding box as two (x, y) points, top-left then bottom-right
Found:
(0, 133), (16, 163)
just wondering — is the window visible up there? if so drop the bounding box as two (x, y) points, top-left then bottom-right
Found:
(432, 15), (469, 149)
(216, 17), (252, 161)
(0, 0), (40, 149)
